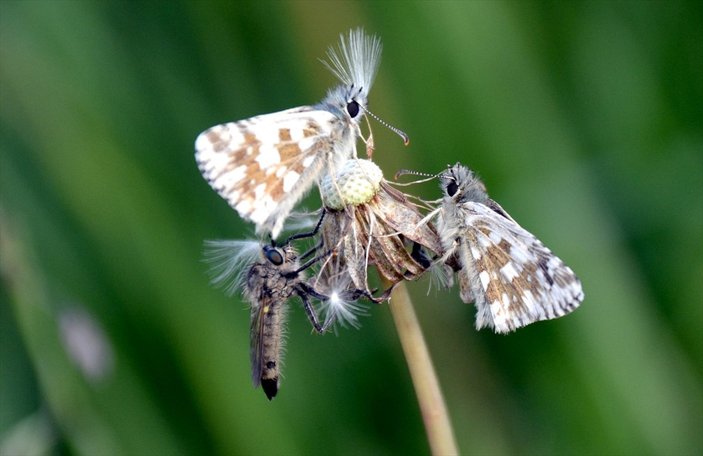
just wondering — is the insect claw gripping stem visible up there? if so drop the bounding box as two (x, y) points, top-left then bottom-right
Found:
(341, 288), (380, 304)
(297, 282), (328, 301)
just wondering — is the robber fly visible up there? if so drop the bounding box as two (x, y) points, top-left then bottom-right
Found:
(206, 211), (371, 399)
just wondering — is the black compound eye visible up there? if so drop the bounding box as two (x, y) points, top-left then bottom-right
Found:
(264, 247), (284, 265)
(446, 181), (459, 197)
(346, 100), (360, 118)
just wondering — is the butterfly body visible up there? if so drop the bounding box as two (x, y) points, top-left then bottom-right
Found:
(438, 164), (583, 333)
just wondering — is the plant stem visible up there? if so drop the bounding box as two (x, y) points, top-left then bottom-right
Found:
(387, 281), (458, 455)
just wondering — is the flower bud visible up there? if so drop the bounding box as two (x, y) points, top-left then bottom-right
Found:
(320, 159), (383, 210)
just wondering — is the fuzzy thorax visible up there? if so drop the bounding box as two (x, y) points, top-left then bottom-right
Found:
(319, 159), (383, 210)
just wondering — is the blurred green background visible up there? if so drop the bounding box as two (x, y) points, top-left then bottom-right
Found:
(2, 1), (702, 455)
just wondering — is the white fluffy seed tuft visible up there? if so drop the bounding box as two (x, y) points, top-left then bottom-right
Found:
(321, 289), (368, 330)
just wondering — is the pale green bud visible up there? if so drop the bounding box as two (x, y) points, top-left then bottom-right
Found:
(320, 159), (383, 210)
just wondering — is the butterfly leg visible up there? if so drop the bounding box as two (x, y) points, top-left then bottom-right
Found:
(361, 115), (375, 158)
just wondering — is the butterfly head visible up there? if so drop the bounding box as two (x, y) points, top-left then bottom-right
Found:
(323, 84), (369, 126)
(441, 163), (489, 204)
(321, 29), (381, 122)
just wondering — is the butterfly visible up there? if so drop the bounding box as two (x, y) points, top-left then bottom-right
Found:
(195, 29), (396, 240)
(436, 163), (584, 333)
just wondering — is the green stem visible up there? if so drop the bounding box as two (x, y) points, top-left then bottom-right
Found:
(387, 281), (458, 455)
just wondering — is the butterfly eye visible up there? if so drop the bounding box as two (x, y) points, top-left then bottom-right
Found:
(446, 181), (459, 197)
(346, 100), (360, 118)
(264, 247), (284, 265)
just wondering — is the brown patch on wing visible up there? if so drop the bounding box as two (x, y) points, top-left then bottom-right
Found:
(222, 124), (321, 211)
(469, 228), (531, 321)
(206, 129), (222, 145)
(303, 121), (319, 137)
(477, 225), (492, 238)
(279, 128), (292, 142)
(278, 142), (303, 164)
(276, 127), (303, 164)
(469, 231), (508, 305)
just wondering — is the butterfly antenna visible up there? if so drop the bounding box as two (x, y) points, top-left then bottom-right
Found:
(358, 103), (409, 145)
(394, 169), (434, 179)
(394, 169), (443, 184)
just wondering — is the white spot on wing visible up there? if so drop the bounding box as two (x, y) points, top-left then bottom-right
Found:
(250, 123), (280, 145)
(509, 244), (532, 264)
(225, 191), (241, 205)
(479, 271), (491, 289)
(500, 262), (519, 281)
(491, 299), (509, 331)
(216, 165), (246, 190)
(288, 127), (304, 142)
(235, 199), (252, 217)
(489, 231), (503, 245)
(256, 145), (280, 169)
(470, 246), (482, 259)
(254, 183), (266, 200)
(195, 132), (212, 153)
(299, 137), (316, 152)
(283, 171), (300, 192)
(522, 290), (538, 315)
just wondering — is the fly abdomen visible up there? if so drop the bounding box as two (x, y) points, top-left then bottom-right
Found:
(256, 300), (284, 400)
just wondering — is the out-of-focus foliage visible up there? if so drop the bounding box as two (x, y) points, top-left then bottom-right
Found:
(1, 1), (701, 455)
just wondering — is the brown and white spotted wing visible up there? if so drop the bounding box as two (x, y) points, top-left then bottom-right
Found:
(456, 201), (583, 333)
(195, 107), (340, 238)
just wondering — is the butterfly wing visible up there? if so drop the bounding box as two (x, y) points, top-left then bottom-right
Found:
(195, 107), (346, 238)
(456, 201), (583, 333)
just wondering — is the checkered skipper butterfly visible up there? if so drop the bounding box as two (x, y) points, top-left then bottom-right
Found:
(195, 29), (405, 239)
(437, 163), (584, 333)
